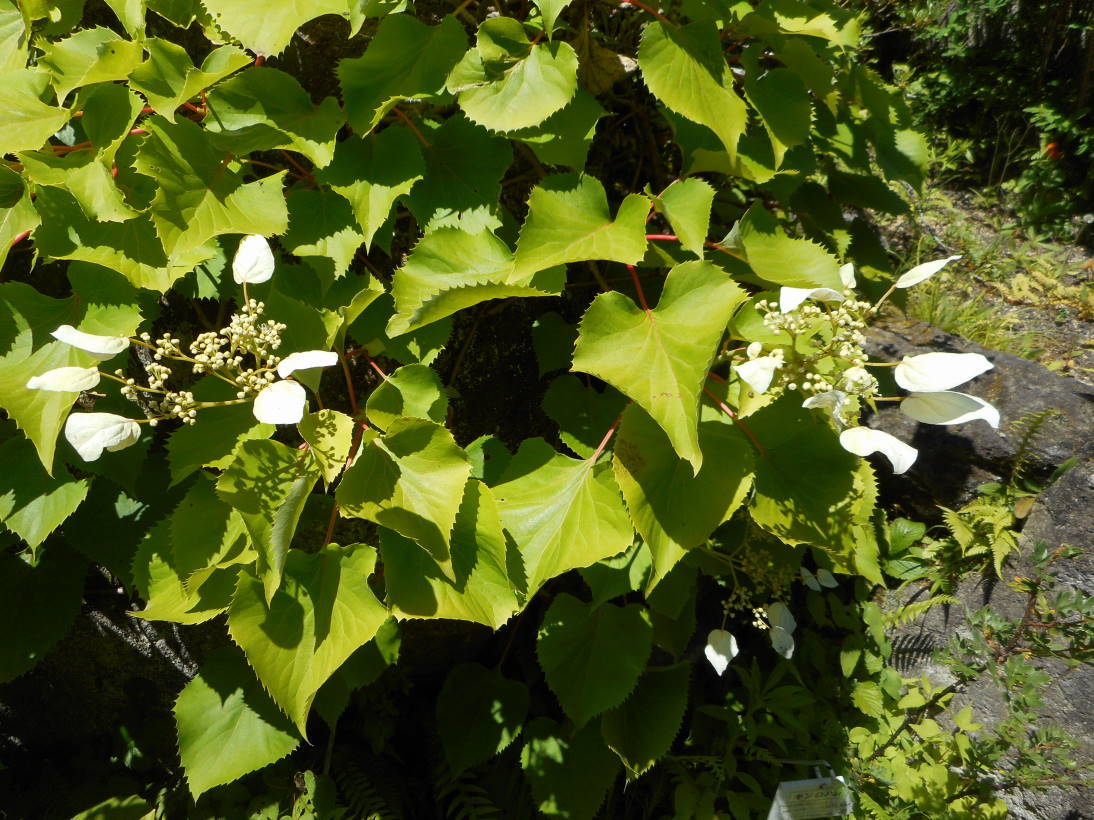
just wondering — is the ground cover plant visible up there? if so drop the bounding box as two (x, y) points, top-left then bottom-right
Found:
(1, 0), (1089, 817)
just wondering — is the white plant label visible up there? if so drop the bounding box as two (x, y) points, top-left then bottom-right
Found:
(765, 776), (853, 819)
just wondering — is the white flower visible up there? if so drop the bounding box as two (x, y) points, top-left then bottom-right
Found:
(26, 366), (100, 392)
(802, 389), (848, 424)
(746, 341), (763, 359)
(704, 629), (739, 676)
(767, 602), (796, 659)
(276, 350), (339, 379)
(51, 325), (129, 360)
(894, 255), (962, 288)
(900, 391), (1000, 428)
(233, 235), (275, 284)
(779, 286), (845, 313)
(839, 262), (856, 289)
(839, 427), (918, 474)
(894, 352), (993, 393)
(801, 566), (838, 591)
(65, 412), (141, 461)
(736, 356), (782, 394)
(253, 380), (308, 425)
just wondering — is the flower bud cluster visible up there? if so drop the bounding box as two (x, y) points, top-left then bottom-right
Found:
(184, 299), (286, 398)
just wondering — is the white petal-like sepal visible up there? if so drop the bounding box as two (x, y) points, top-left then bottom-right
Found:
(253, 380), (307, 424)
(801, 567), (821, 591)
(276, 350), (339, 379)
(900, 391), (1000, 428)
(770, 626), (795, 659)
(894, 352), (993, 393)
(736, 356), (781, 394)
(839, 262), (856, 289)
(840, 427), (918, 474)
(779, 286), (845, 313)
(816, 568), (838, 588)
(704, 629), (739, 676)
(802, 389), (847, 418)
(65, 412), (141, 462)
(767, 601), (796, 634)
(26, 366), (100, 392)
(232, 235), (275, 284)
(51, 325), (129, 360)
(894, 255), (962, 288)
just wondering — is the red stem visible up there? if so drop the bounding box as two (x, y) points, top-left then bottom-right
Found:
(589, 411), (624, 463)
(702, 386), (767, 456)
(626, 264), (651, 312)
(338, 352), (359, 415)
(392, 107), (431, 147)
(9, 230), (31, 248)
(618, 0), (673, 25)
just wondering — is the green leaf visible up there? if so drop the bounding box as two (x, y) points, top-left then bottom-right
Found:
(201, 0), (350, 56)
(653, 178), (714, 256)
(337, 418), (471, 573)
(365, 363), (447, 430)
(572, 260), (746, 473)
(521, 718), (620, 819)
(532, 311), (577, 376)
(579, 542), (652, 608)
(205, 66), (345, 168)
(38, 27), (143, 103)
(0, 266), (142, 470)
(381, 480), (519, 628)
(102, 0), (146, 38)
(613, 406), (754, 591)
(129, 40), (250, 122)
(227, 544), (390, 735)
(0, 168), (39, 270)
(449, 17), (578, 132)
(70, 795), (153, 820)
(387, 228), (563, 337)
(0, 1), (27, 73)
(494, 439), (633, 597)
(281, 188), (365, 281)
(217, 439), (320, 601)
(513, 173), (648, 278)
(639, 21), (748, 169)
(437, 662), (529, 777)
(532, 0), (571, 38)
(601, 662), (690, 778)
(348, 293), (453, 365)
(338, 13), (468, 134)
(0, 69), (70, 155)
(298, 409), (355, 485)
(510, 89), (605, 169)
(404, 114), (513, 235)
(133, 117), (289, 257)
(746, 396), (864, 553)
(174, 646), (300, 800)
(31, 187), (214, 291)
(313, 617), (401, 728)
(18, 85), (144, 223)
(536, 592), (653, 726)
(851, 680), (884, 717)
(0, 544), (86, 682)
(130, 517), (240, 624)
(744, 66), (812, 166)
(0, 434), (88, 549)
(542, 374), (626, 459)
(168, 401), (273, 485)
(168, 474), (250, 578)
(316, 128), (425, 250)
(735, 203), (842, 289)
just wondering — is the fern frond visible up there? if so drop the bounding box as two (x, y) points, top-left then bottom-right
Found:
(1008, 409), (1060, 484)
(882, 595), (958, 628)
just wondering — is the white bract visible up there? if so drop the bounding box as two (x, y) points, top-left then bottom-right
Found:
(65, 412), (141, 461)
(894, 255), (962, 288)
(767, 602), (796, 659)
(901, 391), (1000, 428)
(802, 389), (848, 426)
(704, 629), (739, 676)
(276, 350), (339, 379)
(894, 352), (993, 393)
(736, 344), (784, 394)
(840, 427), (918, 475)
(253, 380), (308, 425)
(779, 286), (845, 314)
(839, 262), (856, 289)
(801, 567), (838, 591)
(26, 366), (100, 392)
(252, 349), (338, 424)
(51, 325), (129, 360)
(232, 235), (276, 284)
